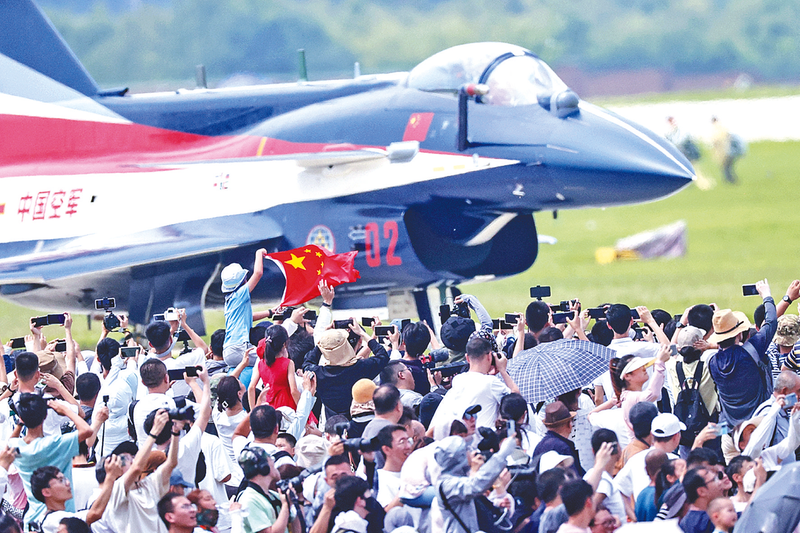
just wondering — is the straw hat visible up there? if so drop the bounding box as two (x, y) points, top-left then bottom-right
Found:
(708, 309), (751, 344)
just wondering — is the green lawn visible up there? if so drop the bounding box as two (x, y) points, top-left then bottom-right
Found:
(594, 84), (800, 106)
(2, 141), (799, 348)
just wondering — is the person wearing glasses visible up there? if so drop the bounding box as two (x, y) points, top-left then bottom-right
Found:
(679, 468), (727, 533)
(375, 424), (414, 512)
(157, 492), (200, 533)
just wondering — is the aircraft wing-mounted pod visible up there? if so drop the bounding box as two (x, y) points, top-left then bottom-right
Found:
(0, 2), (695, 334)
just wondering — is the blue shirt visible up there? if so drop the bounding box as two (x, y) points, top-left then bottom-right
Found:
(224, 284), (252, 348)
(680, 509), (713, 533)
(10, 431), (80, 527)
(635, 485), (659, 522)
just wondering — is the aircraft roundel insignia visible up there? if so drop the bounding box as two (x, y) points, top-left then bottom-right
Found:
(306, 225), (335, 253)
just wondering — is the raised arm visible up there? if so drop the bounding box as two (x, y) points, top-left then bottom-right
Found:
(63, 313), (77, 375)
(122, 409), (167, 492)
(247, 363), (261, 411)
(313, 281), (334, 343)
(48, 399), (94, 442)
(777, 280), (800, 318)
(85, 455), (123, 524)
(638, 306), (670, 345)
(159, 423), (181, 487)
(247, 248), (268, 293)
(186, 366), (212, 432)
(178, 309), (208, 353)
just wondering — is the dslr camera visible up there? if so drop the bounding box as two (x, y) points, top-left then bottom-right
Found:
(95, 297), (121, 331)
(168, 396), (195, 422)
(439, 301), (471, 322)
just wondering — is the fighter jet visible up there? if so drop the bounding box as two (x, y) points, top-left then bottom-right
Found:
(0, 0), (694, 333)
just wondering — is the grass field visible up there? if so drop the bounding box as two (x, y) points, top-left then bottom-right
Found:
(2, 140), (799, 348)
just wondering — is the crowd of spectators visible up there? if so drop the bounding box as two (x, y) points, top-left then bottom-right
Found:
(1, 254), (799, 533)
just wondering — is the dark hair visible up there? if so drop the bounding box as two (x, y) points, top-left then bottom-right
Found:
(680, 345), (703, 364)
(287, 328), (315, 369)
(403, 322), (430, 358)
(0, 512), (21, 533)
(606, 304), (632, 335)
(58, 517), (90, 533)
(449, 419), (468, 436)
(590, 428), (618, 455)
(324, 415), (349, 436)
(718, 336), (737, 349)
(373, 384), (401, 416)
(250, 405), (278, 439)
(609, 354), (636, 399)
(144, 409), (173, 445)
(590, 320), (613, 347)
(536, 467), (567, 504)
(262, 324), (289, 367)
(537, 327), (563, 343)
(726, 455), (753, 486)
(277, 464), (304, 482)
(14, 352), (39, 381)
(75, 372), (101, 403)
(145, 321), (172, 351)
(216, 376), (242, 412)
(686, 447), (719, 469)
(95, 338), (121, 371)
(325, 453), (351, 471)
(629, 401), (659, 440)
(523, 332), (538, 350)
(210, 329), (225, 357)
(663, 318), (678, 341)
(249, 326), (267, 348)
(655, 458), (679, 506)
(140, 358), (167, 388)
(651, 309), (672, 328)
(376, 424), (407, 451)
(157, 492), (183, 527)
(398, 405), (415, 426)
(334, 475), (370, 512)
(526, 301), (551, 332)
(276, 432), (297, 448)
(754, 304), (766, 329)
(17, 392), (47, 429)
(465, 337), (491, 359)
(499, 393), (528, 423)
(31, 465), (60, 503)
(560, 478), (594, 516)
(683, 468), (709, 503)
(379, 360), (406, 386)
(687, 305), (713, 335)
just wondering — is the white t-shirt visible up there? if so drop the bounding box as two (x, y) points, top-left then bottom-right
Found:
(175, 423), (204, 486)
(589, 470), (626, 522)
(71, 463), (98, 511)
(133, 393), (176, 448)
(199, 433), (233, 532)
(41, 509), (88, 533)
(429, 372), (511, 433)
(107, 463), (171, 533)
(212, 409), (247, 485)
(232, 438), (295, 469)
(376, 469), (402, 508)
(613, 448), (678, 501)
(96, 362), (137, 457)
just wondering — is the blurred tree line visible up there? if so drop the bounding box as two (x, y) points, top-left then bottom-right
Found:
(41, 0), (800, 86)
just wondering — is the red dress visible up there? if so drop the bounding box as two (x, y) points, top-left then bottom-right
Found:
(258, 356), (296, 410)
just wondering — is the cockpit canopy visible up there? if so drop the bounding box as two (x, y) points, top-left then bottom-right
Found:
(407, 42), (570, 107)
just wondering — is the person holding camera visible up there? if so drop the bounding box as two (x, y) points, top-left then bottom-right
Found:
(143, 310), (207, 399)
(429, 333), (519, 437)
(104, 408), (181, 533)
(235, 446), (300, 533)
(435, 429), (518, 533)
(93, 337), (136, 457)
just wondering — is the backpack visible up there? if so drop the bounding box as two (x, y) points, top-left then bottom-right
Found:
(674, 361), (710, 447)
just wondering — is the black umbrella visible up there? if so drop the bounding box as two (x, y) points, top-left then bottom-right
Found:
(507, 339), (616, 404)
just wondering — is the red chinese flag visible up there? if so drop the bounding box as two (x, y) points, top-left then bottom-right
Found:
(402, 112), (434, 142)
(266, 245), (360, 306)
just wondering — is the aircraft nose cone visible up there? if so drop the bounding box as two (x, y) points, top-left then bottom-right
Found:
(542, 102), (695, 208)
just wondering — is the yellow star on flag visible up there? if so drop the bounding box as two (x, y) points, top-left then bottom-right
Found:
(317, 269), (321, 275)
(316, 252), (322, 257)
(286, 253), (307, 270)
(304, 249), (311, 253)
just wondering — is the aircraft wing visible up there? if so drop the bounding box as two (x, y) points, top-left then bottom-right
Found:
(0, 214), (283, 285)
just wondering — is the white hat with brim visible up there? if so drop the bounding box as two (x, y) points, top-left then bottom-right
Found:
(708, 309), (751, 344)
(651, 413), (687, 438)
(538, 450), (574, 474)
(221, 263), (248, 293)
(621, 356), (655, 377)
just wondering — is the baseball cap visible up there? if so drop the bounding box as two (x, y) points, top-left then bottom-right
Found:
(651, 413), (686, 438)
